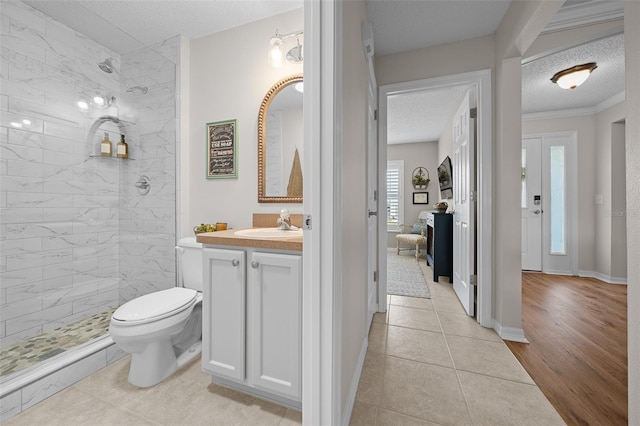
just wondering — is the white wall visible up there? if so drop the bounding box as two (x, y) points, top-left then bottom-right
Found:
(340, 0), (369, 419)
(624, 3), (640, 422)
(594, 102), (626, 280)
(185, 8), (303, 236)
(386, 141), (438, 247)
(610, 121), (626, 280)
(375, 36), (495, 87)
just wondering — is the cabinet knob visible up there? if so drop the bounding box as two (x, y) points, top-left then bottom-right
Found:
(251, 261), (259, 269)
(231, 259), (239, 267)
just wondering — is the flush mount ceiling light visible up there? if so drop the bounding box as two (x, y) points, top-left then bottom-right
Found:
(269, 29), (303, 68)
(550, 62), (598, 89)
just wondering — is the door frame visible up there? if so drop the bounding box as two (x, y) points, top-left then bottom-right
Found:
(378, 69), (493, 327)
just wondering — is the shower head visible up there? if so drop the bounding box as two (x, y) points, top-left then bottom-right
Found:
(98, 58), (114, 73)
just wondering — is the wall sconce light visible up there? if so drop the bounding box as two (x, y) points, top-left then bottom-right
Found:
(551, 62), (598, 89)
(269, 29), (303, 68)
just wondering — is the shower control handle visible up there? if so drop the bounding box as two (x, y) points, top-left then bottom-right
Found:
(231, 259), (239, 267)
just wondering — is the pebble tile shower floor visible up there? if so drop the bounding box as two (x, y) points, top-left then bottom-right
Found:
(0, 308), (116, 378)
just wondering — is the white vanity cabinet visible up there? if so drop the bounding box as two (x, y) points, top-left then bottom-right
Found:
(202, 246), (302, 405)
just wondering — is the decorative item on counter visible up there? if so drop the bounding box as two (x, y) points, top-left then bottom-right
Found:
(194, 223), (217, 235)
(412, 167), (430, 189)
(434, 201), (448, 213)
(215, 222), (227, 231)
(117, 134), (128, 159)
(100, 132), (112, 157)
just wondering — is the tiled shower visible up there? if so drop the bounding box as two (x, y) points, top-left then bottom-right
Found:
(0, 0), (178, 386)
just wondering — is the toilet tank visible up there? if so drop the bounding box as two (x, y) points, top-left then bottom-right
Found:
(176, 237), (203, 292)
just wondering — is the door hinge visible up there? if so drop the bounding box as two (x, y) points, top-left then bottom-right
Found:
(470, 190), (477, 202)
(470, 274), (477, 286)
(373, 190), (377, 201)
(373, 271), (377, 282)
(374, 109), (378, 121)
(303, 214), (312, 230)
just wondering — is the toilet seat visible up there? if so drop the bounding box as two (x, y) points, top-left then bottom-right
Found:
(112, 287), (198, 325)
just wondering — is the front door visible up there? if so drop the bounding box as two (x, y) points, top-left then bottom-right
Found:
(452, 91), (475, 316)
(521, 137), (543, 271)
(522, 133), (577, 274)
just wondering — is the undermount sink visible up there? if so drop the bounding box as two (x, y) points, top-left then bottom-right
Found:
(234, 228), (303, 238)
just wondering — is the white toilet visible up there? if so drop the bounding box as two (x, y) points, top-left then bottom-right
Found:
(109, 237), (203, 387)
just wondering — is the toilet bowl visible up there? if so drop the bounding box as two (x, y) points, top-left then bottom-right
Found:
(109, 237), (203, 387)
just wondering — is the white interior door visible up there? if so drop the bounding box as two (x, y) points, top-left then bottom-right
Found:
(522, 137), (543, 271)
(452, 91), (475, 316)
(366, 68), (378, 330)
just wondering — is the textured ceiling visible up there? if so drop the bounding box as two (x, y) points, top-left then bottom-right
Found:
(366, 0), (511, 57)
(387, 86), (471, 144)
(522, 33), (625, 114)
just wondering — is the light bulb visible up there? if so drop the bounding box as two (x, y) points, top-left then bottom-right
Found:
(294, 82), (304, 93)
(77, 100), (89, 110)
(269, 36), (284, 68)
(556, 70), (591, 89)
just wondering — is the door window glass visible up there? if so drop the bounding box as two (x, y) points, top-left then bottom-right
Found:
(550, 145), (566, 254)
(521, 148), (527, 209)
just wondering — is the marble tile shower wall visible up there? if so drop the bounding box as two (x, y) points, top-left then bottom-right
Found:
(0, 1), (178, 348)
(117, 38), (178, 304)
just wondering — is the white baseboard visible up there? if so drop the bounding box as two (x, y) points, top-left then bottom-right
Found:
(493, 320), (529, 343)
(579, 270), (627, 285)
(341, 337), (368, 426)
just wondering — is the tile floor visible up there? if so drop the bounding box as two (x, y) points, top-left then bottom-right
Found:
(6, 262), (563, 426)
(350, 261), (564, 425)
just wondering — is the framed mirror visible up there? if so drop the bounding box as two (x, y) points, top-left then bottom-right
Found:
(258, 74), (303, 203)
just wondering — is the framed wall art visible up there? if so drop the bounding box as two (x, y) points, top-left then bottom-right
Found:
(206, 119), (237, 179)
(413, 192), (429, 204)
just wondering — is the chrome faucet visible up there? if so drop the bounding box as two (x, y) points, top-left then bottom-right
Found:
(277, 208), (292, 230)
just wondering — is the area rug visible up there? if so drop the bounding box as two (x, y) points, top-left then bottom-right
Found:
(387, 251), (431, 298)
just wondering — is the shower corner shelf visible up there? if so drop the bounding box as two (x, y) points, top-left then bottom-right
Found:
(89, 155), (135, 160)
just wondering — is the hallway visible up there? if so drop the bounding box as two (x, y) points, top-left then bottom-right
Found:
(350, 263), (563, 425)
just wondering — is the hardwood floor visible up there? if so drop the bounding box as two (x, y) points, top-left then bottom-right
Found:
(505, 273), (627, 426)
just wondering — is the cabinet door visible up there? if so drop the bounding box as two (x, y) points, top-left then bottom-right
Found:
(202, 248), (245, 381)
(247, 252), (301, 400)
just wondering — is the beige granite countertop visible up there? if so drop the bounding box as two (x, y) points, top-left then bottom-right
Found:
(196, 228), (302, 252)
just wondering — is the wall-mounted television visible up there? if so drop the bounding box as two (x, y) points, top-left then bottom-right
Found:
(437, 156), (453, 199)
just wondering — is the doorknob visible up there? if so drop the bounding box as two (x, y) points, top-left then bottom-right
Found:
(533, 209), (541, 214)
(368, 210), (377, 217)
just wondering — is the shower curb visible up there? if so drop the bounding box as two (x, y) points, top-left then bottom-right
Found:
(0, 335), (126, 422)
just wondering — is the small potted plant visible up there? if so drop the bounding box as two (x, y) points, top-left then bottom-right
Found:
(194, 223), (216, 235)
(412, 167), (430, 189)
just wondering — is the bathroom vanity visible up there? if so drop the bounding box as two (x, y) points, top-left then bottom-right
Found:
(196, 229), (302, 409)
